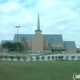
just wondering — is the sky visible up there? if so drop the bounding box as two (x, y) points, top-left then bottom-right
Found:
(0, 0), (80, 48)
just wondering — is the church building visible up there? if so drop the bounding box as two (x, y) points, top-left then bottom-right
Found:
(1, 13), (77, 53)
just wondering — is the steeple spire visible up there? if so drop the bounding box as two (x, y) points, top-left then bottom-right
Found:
(37, 12), (40, 30)
(35, 12), (42, 33)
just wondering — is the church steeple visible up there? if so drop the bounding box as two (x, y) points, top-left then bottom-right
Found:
(37, 12), (40, 30)
(35, 12), (42, 33)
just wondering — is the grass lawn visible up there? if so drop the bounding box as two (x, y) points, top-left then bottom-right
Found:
(0, 61), (80, 80)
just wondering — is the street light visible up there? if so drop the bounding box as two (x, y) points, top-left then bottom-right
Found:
(15, 26), (20, 53)
(51, 39), (53, 52)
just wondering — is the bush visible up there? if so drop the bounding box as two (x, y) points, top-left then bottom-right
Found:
(71, 56), (75, 60)
(52, 56), (54, 60)
(30, 56), (33, 61)
(4, 55), (8, 60)
(41, 56), (45, 61)
(55, 56), (58, 60)
(77, 56), (80, 60)
(36, 56), (40, 61)
(47, 56), (50, 61)
(0, 56), (3, 61)
(60, 56), (64, 60)
(23, 56), (27, 61)
(9, 56), (14, 61)
(65, 56), (68, 60)
(16, 55), (20, 61)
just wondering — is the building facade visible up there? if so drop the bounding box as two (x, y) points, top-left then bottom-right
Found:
(1, 13), (77, 53)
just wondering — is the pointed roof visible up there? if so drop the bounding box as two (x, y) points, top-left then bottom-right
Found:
(35, 12), (42, 33)
(64, 41), (76, 49)
(37, 12), (40, 30)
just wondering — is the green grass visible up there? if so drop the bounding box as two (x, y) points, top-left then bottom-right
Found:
(0, 61), (80, 80)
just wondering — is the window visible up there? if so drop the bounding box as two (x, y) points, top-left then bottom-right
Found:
(53, 44), (56, 47)
(57, 44), (60, 47)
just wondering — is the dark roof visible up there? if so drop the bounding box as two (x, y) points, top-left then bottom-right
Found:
(1, 40), (13, 44)
(13, 34), (63, 43)
(64, 41), (76, 49)
(13, 34), (33, 42)
(43, 34), (63, 43)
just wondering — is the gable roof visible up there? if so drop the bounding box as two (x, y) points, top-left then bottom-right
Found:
(13, 34), (33, 42)
(13, 34), (63, 43)
(64, 41), (76, 49)
(43, 34), (63, 43)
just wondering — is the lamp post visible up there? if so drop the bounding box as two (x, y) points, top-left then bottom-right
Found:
(15, 26), (20, 53)
(51, 39), (53, 52)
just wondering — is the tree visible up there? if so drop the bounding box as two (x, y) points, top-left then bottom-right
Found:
(1, 42), (23, 52)
(55, 56), (58, 60)
(36, 56), (40, 61)
(16, 55), (21, 61)
(59, 56), (61, 60)
(11, 42), (23, 52)
(30, 56), (33, 61)
(52, 56), (54, 60)
(60, 56), (63, 60)
(58, 56), (63, 60)
(23, 56), (27, 61)
(41, 56), (45, 61)
(65, 56), (68, 60)
(71, 56), (75, 60)
(2, 42), (12, 52)
(9, 56), (14, 61)
(4, 55), (7, 61)
(77, 48), (80, 53)
(77, 56), (80, 60)
(0, 55), (3, 61)
(47, 56), (50, 61)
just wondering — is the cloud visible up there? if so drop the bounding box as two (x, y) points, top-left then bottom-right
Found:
(0, 0), (80, 48)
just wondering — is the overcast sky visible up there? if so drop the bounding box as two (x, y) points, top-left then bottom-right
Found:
(0, 0), (80, 48)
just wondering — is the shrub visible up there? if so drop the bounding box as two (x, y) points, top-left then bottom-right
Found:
(71, 56), (75, 60)
(36, 56), (40, 61)
(58, 56), (61, 60)
(10, 56), (14, 61)
(65, 56), (68, 60)
(60, 56), (64, 60)
(23, 56), (27, 61)
(16, 55), (20, 61)
(41, 56), (45, 61)
(0, 56), (3, 61)
(47, 56), (50, 61)
(30, 56), (33, 61)
(77, 56), (80, 60)
(55, 56), (58, 60)
(52, 56), (54, 60)
(4, 55), (8, 60)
